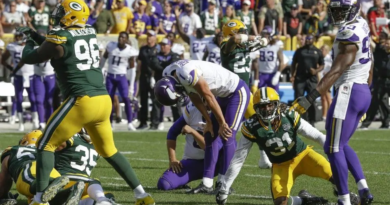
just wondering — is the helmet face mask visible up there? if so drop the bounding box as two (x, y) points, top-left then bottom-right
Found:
(222, 19), (248, 38)
(154, 76), (187, 106)
(328, 0), (360, 26)
(254, 101), (280, 122)
(50, 4), (66, 27)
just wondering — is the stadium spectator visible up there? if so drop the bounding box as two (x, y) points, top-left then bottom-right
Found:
(281, 0), (302, 14)
(93, 4), (115, 34)
(241, 0), (254, 9)
(4, 0), (29, 15)
(300, 0), (317, 20)
(111, 0), (133, 34)
(148, 0), (163, 16)
(291, 35), (324, 126)
(302, 13), (322, 36)
(177, 2), (202, 36)
(219, 4), (235, 28)
(27, 0), (51, 33)
(137, 30), (159, 130)
(149, 38), (181, 130)
(367, 0), (389, 38)
(258, 0), (283, 36)
(314, 0), (327, 29)
(219, 0), (241, 14)
(319, 45), (332, 121)
(236, 0), (258, 35)
(2, 1), (25, 33)
(148, 3), (160, 34)
(130, 0), (152, 36)
(200, 0), (219, 35)
(107, 0), (129, 10)
(160, 1), (176, 34)
(361, 32), (390, 129)
(283, 4), (302, 39)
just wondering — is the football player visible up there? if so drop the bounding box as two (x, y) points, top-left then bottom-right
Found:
(257, 26), (286, 91)
(202, 32), (223, 65)
(157, 102), (224, 191)
(174, 6), (212, 61)
(55, 130), (116, 205)
(154, 59), (249, 193)
(33, 31), (55, 130)
(216, 87), (358, 205)
(27, 0), (51, 32)
(1, 32), (38, 131)
(0, 130), (84, 205)
(100, 31), (138, 131)
(290, 0), (374, 204)
(17, 0), (155, 204)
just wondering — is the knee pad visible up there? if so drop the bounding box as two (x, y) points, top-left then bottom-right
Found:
(157, 178), (172, 190)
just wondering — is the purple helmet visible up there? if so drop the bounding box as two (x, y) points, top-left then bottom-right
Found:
(154, 76), (186, 106)
(328, 0), (360, 26)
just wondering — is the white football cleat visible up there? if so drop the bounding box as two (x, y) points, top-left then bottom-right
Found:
(157, 123), (164, 131)
(9, 115), (15, 124)
(18, 124), (25, 132)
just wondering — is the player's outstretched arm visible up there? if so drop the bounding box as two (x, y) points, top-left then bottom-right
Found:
(22, 40), (64, 64)
(297, 118), (326, 146)
(222, 34), (256, 54)
(0, 156), (13, 198)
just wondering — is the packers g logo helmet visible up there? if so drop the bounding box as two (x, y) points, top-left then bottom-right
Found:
(51, 0), (90, 27)
(19, 130), (43, 146)
(253, 87), (281, 122)
(222, 19), (247, 38)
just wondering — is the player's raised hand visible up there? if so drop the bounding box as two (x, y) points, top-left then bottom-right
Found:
(289, 97), (310, 114)
(174, 5), (181, 17)
(169, 160), (182, 173)
(219, 122), (232, 140)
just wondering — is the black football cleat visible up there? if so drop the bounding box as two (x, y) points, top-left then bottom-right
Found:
(358, 189), (373, 205)
(186, 182), (214, 194)
(299, 190), (329, 205)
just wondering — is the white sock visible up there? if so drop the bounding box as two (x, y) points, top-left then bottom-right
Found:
(357, 179), (368, 190)
(202, 177), (213, 188)
(17, 112), (24, 124)
(289, 196), (303, 205)
(79, 198), (95, 205)
(217, 174), (224, 182)
(34, 192), (43, 203)
(134, 185), (147, 198)
(87, 184), (106, 201)
(338, 194), (351, 205)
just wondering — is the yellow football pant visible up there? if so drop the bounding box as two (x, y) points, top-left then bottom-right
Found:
(37, 95), (117, 158)
(16, 161), (61, 198)
(244, 93), (255, 119)
(271, 146), (332, 199)
(62, 174), (101, 197)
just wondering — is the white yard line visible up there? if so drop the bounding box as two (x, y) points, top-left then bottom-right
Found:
(231, 193), (272, 199)
(120, 151), (137, 154)
(244, 174), (271, 178)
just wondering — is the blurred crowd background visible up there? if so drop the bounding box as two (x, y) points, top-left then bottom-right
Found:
(0, 0), (389, 130)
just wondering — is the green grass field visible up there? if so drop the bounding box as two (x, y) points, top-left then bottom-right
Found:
(1, 130), (389, 205)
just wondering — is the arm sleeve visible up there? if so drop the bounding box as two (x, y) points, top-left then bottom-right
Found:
(297, 118), (326, 146)
(222, 136), (253, 190)
(167, 116), (187, 140)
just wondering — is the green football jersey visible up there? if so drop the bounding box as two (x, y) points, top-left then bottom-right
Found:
(1, 146), (36, 182)
(220, 39), (252, 85)
(241, 111), (307, 164)
(55, 134), (99, 177)
(236, 11), (254, 33)
(28, 6), (50, 32)
(46, 25), (107, 99)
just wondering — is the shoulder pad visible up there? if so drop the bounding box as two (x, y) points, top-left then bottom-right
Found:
(6, 43), (15, 51)
(336, 29), (359, 43)
(46, 33), (67, 45)
(1, 147), (12, 163)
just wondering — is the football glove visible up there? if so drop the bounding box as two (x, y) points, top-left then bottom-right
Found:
(247, 37), (268, 52)
(216, 189), (229, 205)
(271, 71), (281, 86)
(289, 90), (320, 114)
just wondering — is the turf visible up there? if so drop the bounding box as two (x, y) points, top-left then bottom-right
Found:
(0, 130), (389, 205)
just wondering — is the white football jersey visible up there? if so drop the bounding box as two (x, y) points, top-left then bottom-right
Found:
(206, 42), (221, 65)
(258, 43), (280, 74)
(332, 17), (371, 88)
(7, 43), (33, 76)
(189, 36), (213, 60)
(182, 103), (205, 160)
(106, 42), (138, 74)
(163, 60), (239, 97)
